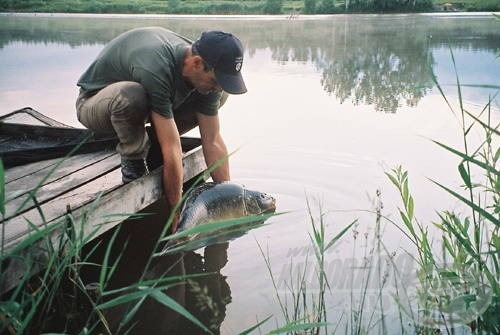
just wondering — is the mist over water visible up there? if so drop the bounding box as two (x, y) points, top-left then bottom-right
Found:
(1, 13), (499, 334)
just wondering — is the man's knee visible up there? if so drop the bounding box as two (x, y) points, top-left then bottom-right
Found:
(111, 82), (149, 122)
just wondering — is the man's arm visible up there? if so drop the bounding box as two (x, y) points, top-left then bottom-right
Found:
(151, 111), (183, 229)
(197, 112), (230, 182)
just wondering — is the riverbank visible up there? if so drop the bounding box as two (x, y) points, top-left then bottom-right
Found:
(0, 0), (499, 15)
(0, 11), (497, 22)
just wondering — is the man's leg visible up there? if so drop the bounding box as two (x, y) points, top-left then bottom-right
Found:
(173, 91), (229, 134)
(147, 91), (229, 170)
(76, 81), (150, 182)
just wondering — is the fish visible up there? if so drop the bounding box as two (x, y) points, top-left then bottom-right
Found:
(160, 182), (276, 254)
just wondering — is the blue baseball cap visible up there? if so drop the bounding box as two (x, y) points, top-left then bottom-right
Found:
(193, 31), (247, 95)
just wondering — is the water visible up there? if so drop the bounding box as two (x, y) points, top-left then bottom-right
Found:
(1, 13), (499, 334)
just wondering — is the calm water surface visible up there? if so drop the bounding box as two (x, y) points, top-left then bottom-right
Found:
(1, 13), (499, 334)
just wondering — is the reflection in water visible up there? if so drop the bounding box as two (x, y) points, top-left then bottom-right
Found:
(2, 13), (499, 334)
(81, 201), (231, 334)
(317, 24), (435, 112)
(179, 243), (231, 335)
(1, 14), (499, 113)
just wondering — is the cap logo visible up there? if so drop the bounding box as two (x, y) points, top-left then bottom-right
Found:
(196, 31), (247, 94)
(235, 57), (243, 72)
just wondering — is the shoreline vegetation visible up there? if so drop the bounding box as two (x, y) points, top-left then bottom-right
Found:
(2, 74), (497, 332)
(0, 11), (498, 335)
(0, 0), (499, 15)
(0, 18), (498, 330)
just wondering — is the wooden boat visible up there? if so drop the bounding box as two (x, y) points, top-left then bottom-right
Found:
(0, 107), (207, 293)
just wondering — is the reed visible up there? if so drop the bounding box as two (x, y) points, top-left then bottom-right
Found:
(387, 49), (499, 333)
(1, 49), (498, 334)
(258, 51), (498, 334)
(0, 184), (109, 333)
(0, 153), (217, 334)
(258, 199), (355, 334)
(0, 151), (279, 334)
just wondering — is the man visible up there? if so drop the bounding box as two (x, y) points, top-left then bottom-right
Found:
(75, 27), (247, 231)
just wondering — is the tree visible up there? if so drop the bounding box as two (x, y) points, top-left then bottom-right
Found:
(263, 0), (283, 14)
(318, 0), (336, 13)
(303, 0), (316, 13)
(168, 0), (181, 13)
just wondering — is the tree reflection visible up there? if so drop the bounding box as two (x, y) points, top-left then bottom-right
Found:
(1, 15), (499, 113)
(317, 20), (436, 112)
(178, 243), (231, 335)
(80, 202), (232, 335)
(101, 243), (231, 335)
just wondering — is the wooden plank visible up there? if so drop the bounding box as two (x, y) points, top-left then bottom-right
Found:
(5, 137), (201, 199)
(5, 151), (114, 184)
(5, 156), (65, 184)
(1, 146), (206, 251)
(4, 153), (121, 221)
(2, 169), (122, 251)
(0, 219), (70, 294)
(4, 137), (199, 183)
(0, 146), (206, 294)
(5, 150), (115, 195)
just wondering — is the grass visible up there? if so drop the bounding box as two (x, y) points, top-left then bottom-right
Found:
(256, 51), (499, 334)
(0, 0), (498, 14)
(0, 44), (498, 335)
(0, 146), (284, 334)
(258, 193), (401, 334)
(0, 161), (199, 333)
(0, 146), (273, 334)
(258, 201), (355, 334)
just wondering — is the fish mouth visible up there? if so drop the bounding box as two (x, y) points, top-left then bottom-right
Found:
(261, 197), (277, 214)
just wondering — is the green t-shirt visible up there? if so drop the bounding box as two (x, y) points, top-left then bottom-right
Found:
(77, 27), (221, 119)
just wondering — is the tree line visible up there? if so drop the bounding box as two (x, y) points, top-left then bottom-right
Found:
(302, 0), (434, 13)
(3, 0), (498, 15)
(0, 0), (500, 15)
(2, 14), (499, 112)
(0, 0), (274, 14)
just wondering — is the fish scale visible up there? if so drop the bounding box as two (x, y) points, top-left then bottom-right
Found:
(161, 181), (276, 254)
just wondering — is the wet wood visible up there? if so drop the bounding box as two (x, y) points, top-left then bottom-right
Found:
(4, 151), (118, 219)
(5, 151), (114, 184)
(0, 138), (207, 294)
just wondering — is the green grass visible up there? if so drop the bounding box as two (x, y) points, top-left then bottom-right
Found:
(0, 151), (247, 333)
(0, 42), (498, 335)
(440, 0), (500, 11)
(0, 148), (282, 333)
(257, 50), (499, 334)
(0, 0), (498, 14)
(258, 202), (356, 334)
(0, 161), (202, 333)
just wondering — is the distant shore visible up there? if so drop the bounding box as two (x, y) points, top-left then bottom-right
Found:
(1, 0), (499, 15)
(1, 11), (498, 19)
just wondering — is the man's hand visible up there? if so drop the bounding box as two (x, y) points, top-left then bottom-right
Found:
(197, 112), (230, 182)
(151, 111), (184, 221)
(171, 211), (180, 233)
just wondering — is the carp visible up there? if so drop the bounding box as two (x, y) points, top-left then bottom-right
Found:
(161, 182), (276, 254)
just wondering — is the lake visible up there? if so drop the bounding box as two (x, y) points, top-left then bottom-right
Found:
(1, 12), (499, 334)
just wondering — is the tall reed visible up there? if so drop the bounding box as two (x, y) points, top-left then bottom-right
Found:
(0, 152), (214, 334)
(258, 199), (355, 334)
(0, 151), (278, 334)
(258, 50), (498, 334)
(384, 50), (499, 333)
